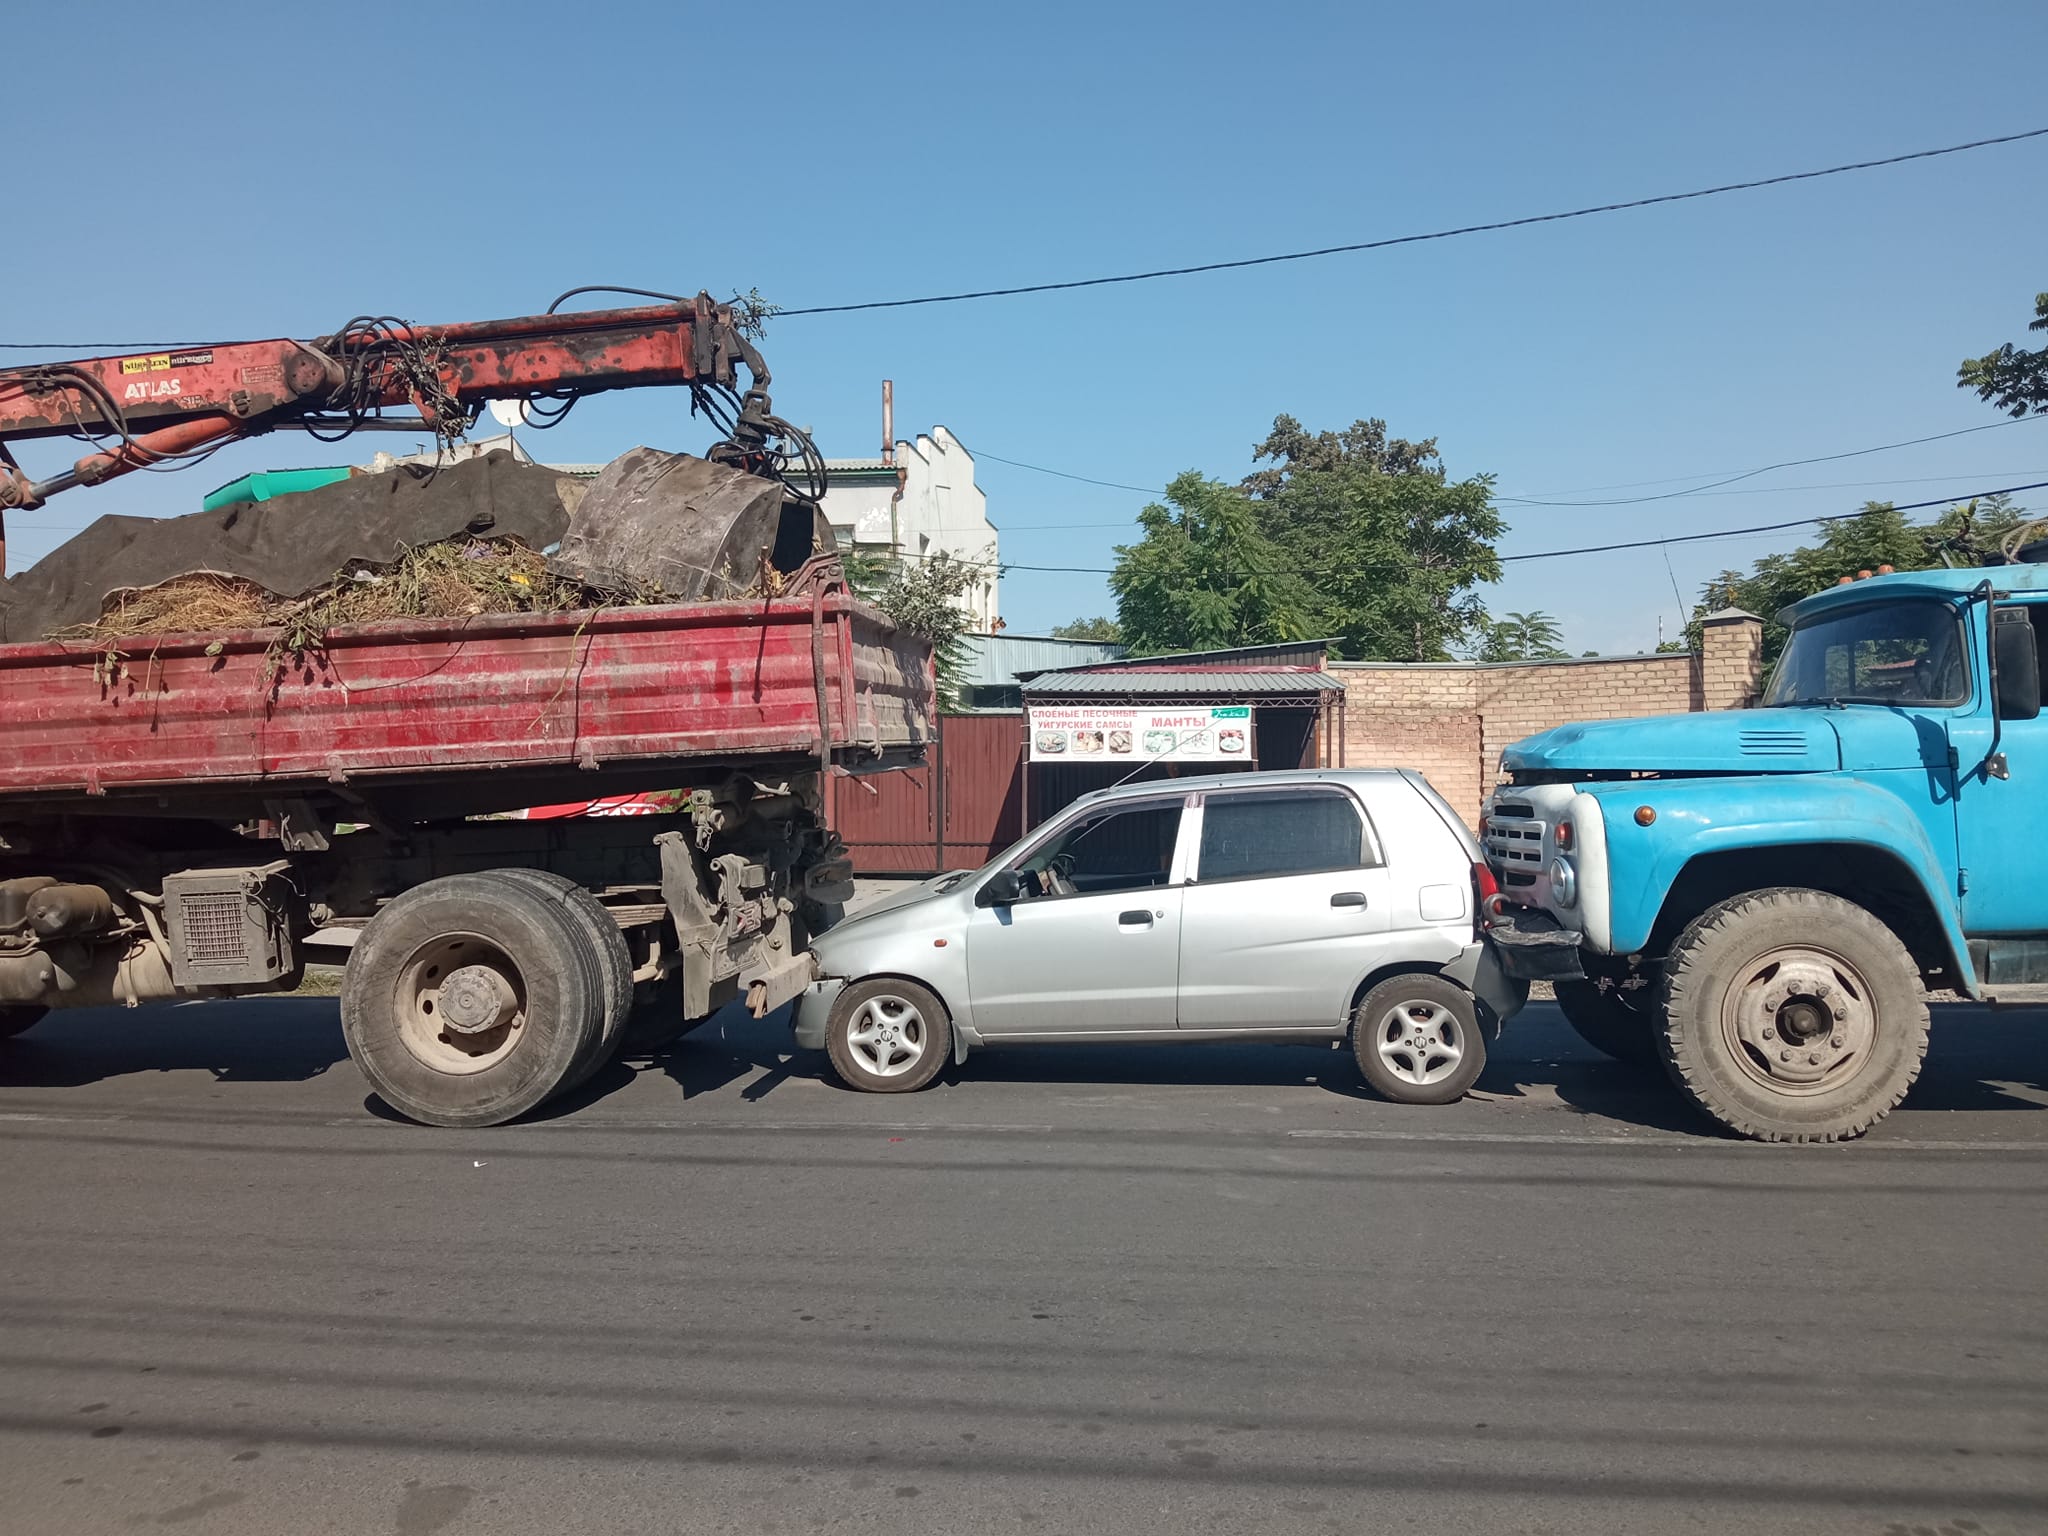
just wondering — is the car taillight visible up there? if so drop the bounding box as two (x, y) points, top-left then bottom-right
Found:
(1555, 818), (1573, 851)
(1472, 860), (1499, 900)
(1471, 860), (1503, 931)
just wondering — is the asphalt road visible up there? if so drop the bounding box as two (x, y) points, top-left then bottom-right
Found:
(3, 984), (2046, 1535)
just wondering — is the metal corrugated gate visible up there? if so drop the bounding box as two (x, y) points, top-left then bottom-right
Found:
(835, 713), (1025, 874)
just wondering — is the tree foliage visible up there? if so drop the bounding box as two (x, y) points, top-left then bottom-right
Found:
(846, 549), (988, 706)
(1472, 610), (1568, 662)
(1110, 416), (1503, 661)
(1049, 616), (1123, 642)
(1958, 289), (2048, 419)
(1692, 496), (2028, 664)
(1108, 473), (1317, 654)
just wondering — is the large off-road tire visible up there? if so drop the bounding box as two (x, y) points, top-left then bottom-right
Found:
(0, 1005), (47, 1040)
(825, 977), (951, 1094)
(1554, 976), (1661, 1067)
(1351, 973), (1488, 1105)
(485, 869), (633, 1088)
(1659, 887), (1928, 1143)
(341, 873), (605, 1128)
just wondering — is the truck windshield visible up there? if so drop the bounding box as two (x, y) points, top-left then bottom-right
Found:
(1764, 598), (1968, 707)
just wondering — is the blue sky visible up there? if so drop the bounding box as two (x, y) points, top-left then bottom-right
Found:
(5, 2), (2045, 653)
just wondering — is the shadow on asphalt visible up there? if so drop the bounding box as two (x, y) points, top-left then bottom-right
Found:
(0, 996), (348, 1088)
(8, 995), (2048, 1137)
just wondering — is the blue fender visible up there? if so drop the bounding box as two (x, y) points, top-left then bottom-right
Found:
(1581, 773), (1973, 994)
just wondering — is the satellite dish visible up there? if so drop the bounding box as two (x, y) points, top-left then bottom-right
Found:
(486, 398), (529, 429)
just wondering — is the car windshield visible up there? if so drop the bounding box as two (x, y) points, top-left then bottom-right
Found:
(1764, 598), (1969, 708)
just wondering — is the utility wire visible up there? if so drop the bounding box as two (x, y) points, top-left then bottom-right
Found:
(5, 127), (2045, 352)
(874, 478), (2048, 576)
(960, 417), (2046, 521)
(1497, 417), (2046, 506)
(775, 127), (2048, 317)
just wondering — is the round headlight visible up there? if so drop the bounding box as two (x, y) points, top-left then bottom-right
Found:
(1549, 857), (1578, 908)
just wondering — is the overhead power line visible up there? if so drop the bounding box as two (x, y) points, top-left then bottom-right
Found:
(776, 127), (2048, 317)
(1496, 418), (2046, 506)
(961, 416), (2046, 519)
(4, 127), (2044, 353)
(888, 477), (2048, 577)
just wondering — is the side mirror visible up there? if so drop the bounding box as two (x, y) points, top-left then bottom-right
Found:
(976, 869), (1024, 908)
(1994, 612), (2041, 721)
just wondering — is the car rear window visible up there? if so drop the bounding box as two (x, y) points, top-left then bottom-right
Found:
(1197, 791), (1373, 881)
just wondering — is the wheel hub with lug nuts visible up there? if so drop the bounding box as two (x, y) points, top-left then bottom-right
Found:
(437, 963), (520, 1036)
(1728, 951), (1871, 1090)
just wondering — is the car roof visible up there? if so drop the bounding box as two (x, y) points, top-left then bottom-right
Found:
(1066, 768), (1412, 808)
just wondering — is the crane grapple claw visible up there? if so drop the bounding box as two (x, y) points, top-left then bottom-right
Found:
(547, 446), (835, 602)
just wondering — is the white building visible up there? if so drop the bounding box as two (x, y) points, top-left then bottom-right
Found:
(812, 427), (999, 632)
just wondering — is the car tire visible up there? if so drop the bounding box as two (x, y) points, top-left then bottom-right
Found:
(825, 978), (951, 1094)
(1659, 887), (1928, 1143)
(0, 1005), (47, 1040)
(1554, 976), (1661, 1067)
(485, 869), (633, 1088)
(1352, 974), (1487, 1105)
(341, 873), (605, 1128)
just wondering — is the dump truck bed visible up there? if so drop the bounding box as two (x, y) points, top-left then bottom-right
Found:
(0, 587), (933, 816)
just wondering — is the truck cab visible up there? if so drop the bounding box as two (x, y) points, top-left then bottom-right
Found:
(1481, 564), (2048, 1141)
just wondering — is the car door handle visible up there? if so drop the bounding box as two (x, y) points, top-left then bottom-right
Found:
(1119, 909), (1156, 926)
(1330, 891), (1368, 908)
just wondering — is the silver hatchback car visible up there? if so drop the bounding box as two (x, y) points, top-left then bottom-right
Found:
(794, 769), (1525, 1101)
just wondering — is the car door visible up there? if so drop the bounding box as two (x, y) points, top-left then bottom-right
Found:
(965, 795), (1190, 1036)
(1175, 784), (1397, 1030)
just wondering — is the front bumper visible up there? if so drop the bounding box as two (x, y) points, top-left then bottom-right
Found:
(1485, 906), (1587, 982)
(792, 977), (846, 1051)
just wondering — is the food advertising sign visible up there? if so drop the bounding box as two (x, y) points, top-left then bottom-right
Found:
(1027, 705), (1251, 763)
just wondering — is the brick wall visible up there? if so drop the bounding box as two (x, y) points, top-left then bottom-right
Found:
(1336, 613), (1764, 826)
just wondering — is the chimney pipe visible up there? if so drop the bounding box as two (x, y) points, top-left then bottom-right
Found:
(882, 380), (894, 467)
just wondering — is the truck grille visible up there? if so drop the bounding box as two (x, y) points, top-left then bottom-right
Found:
(1484, 814), (1546, 872)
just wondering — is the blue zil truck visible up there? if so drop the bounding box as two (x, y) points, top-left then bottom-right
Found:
(1480, 564), (2048, 1142)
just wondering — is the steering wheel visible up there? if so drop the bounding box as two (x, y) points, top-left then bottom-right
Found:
(1039, 854), (1077, 897)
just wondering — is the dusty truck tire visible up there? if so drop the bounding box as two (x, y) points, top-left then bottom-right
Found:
(1352, 974), (1487, 1105)
(826, 978), (951, 1094)
(484, 869), (633, 1088)
(341, 873), (605, 1128)
(1554, 977), (1661, 1067)
(0, 1006), (48, 1040)
(1659, 888), (1929, 1143)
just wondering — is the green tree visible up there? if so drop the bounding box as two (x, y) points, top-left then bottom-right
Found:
(1691, 496), (2028, 665)
(1109, 473), (1317, 654)
(1959, 289), (2048, 418)
(1237, 415), (1503, 660)
(1049, 616), (1123, 642)
(846, 548), (990, 706)
(1472, 610), (1568, 662)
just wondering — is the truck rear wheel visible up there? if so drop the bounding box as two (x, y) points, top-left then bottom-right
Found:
(341, 873), (605, 1128)
(1554, 976), (1660, 1067)
(484, 869), (633, 1088)
(1659, 888), (1928, 1143)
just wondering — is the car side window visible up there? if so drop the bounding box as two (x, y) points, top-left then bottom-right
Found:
(1015, 802), (1184, 898)
(1195, 790), (1376, 882)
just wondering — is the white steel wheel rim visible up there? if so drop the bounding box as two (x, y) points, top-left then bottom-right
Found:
(394, 933), (527, 1076)
(1719, 944), (1877, 1097)
(845, 994), (928, 1078)
(1375, 999), (1464, 1086)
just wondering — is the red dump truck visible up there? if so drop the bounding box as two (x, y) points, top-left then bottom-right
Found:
(0, 569), (933, 1125)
